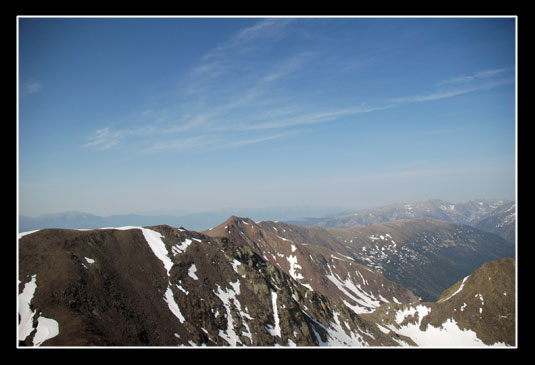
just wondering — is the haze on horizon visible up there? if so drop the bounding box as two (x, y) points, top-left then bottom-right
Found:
(18, 16), (516, 218)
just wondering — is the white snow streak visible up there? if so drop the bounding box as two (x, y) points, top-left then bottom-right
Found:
(439, 275), (470, 302)
(266, 291), (281, 338)
(83, 226), (174, 276)
(172, 238), (193, 255)
(325, 266), (380, 313)
(213, 280), (254, 346)
(18, 275), (38, 342)
(18, 275), (60, 346)
(139, 228), (173, 276)
(18, 230), (40, 238)
(303, 311), (365, 347)
(164, 286), (186, 323)
(277, 235), (293, 242)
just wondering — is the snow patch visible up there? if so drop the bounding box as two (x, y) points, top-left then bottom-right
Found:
(18, 275), (60, 346)
(325, 266), (380, 313)
(387, 305), (506, 347)
(188, 263), (199, 280)
(172, 238), (193, 255)
(388, 317), (490, 347)
(304, 311), (366, 346)
(18, 275), (38, 342)
(266, 291), (281, 337)
(231, 259), (241, 274)
(394, 305), (431, 325)
(214, 280), (251, 346)
(138, 227), (173, 276)
(33, 317), (60, 346)
(164, 286), (186, 323)
(176, 284), (189, 295)
(287, 255), (304, 281)
(376, 324), (391, 334)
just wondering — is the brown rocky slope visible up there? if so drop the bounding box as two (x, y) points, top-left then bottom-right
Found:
(203, 216), (419, 314)
(18, 225), (407, 346)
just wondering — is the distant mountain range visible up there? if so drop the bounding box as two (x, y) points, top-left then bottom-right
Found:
(286, 198), (516, 244)
(19, 199), (516, 245)
(19, 212), (185, 232)
(18, 205), (348, 233)
(18, 211), (515, 347)
(473, 201), (516, 244)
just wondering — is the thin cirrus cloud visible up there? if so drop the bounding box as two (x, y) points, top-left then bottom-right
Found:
(22, 81), (42, 95)
(85, 66), (512, 152)
(188, 18), (295, 89)
(240, 105), (394, 131)
(389, 68), (513, 103)
(141, 131), (296, 153)
(84, 19), (514, 154)
(201, 18), (295, 63)
(437, 68), (507, 86)
(85, 19), (306, 152)
(84, 127), (124, 150)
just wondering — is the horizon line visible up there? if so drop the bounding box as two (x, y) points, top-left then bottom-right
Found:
(18, 196), (515, 219)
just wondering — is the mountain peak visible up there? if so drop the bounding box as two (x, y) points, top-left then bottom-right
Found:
(203, 218), (420, 314)
(363, 258), (515, 347)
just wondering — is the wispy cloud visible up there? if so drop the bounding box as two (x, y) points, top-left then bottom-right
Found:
(21, 80), (42, 95)
(141, 131), (294, 154)
(85, 127), (123, 150)
(259, 51), (315, 84)
(241, 105), (393, 130)
(190, 18), (295, 86)
(84, 125), (155, 150)
(390, 69), (513, 103)
(219, 131), (295, 149)
(143, 134), (218, 153)
(85, 20), (513, 156)
(204, 18), (294, 60)
(437, 68), (507, 86)
(84, 19), (316, 153)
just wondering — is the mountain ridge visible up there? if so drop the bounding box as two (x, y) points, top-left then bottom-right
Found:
(18, 214), (516, 347)
(202, 216), (420, 314)
(285, 199), (515, 244)
(252, 217), (515, 302)
(19, 206), (349, 233)
(19, 198), (514, 237)
(18, 225), (411, 346)
(361, 257), (515, 346)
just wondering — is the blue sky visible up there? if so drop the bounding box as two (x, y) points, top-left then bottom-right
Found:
(18, 17), (516, 216)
